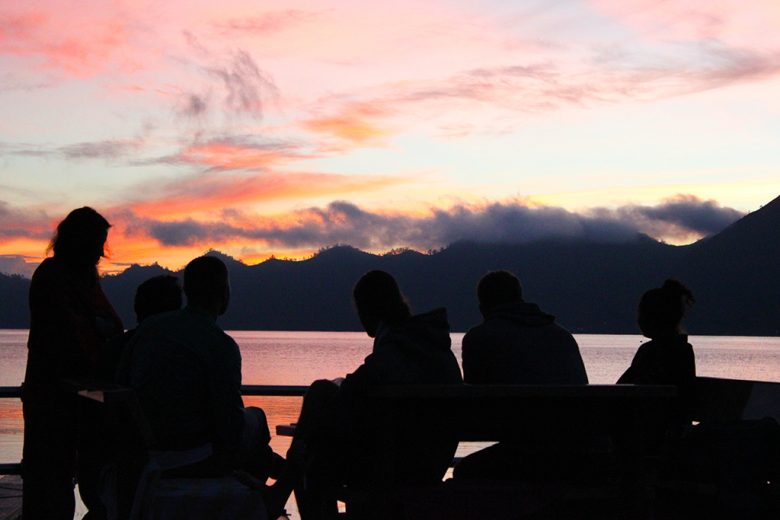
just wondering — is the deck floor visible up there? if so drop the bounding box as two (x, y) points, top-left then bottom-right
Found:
(0, 475), (21, 520)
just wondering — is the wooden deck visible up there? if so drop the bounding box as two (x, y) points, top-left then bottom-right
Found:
(0, 475), (21, 520)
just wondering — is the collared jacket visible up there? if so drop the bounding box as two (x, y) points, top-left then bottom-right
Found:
(119, 306), (244, 465)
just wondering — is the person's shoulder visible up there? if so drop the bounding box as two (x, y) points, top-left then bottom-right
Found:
(463, 323), (490, 345)
(548, 321), (578, 342)
(30, 257), (60, 282)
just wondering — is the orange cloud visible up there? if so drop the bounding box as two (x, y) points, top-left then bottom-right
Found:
(177, 140), (305, 170)
(304, 103), (391, 146)
(126, 170), (405, 219)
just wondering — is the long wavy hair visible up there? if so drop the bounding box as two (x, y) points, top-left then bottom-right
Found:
(48, 207), (111, 281)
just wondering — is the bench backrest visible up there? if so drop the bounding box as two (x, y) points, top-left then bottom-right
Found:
(369, 383), (677, 441)
(692, 376), (780, 423)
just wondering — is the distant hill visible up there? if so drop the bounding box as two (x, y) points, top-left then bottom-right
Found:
(1, 196), (778, 334)
(0, 272), (30, 328)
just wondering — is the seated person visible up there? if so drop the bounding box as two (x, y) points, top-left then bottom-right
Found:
(102, 274), (183, 380)
(618, 279), (696, 431)
(282, 270), (463, 518)
(118, 256), (281, 484)
(455, 270), (589, 481)
(462, 270), (588, 384)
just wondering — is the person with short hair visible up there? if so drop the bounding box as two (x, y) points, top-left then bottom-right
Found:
(134, 274), (183, 323)
(119, 256), (280, 485)
(455, 270), (588, 482)
(102, 275), (183, 380)
(462, 270), (588, 385)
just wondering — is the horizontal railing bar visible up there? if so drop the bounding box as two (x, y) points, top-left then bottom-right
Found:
(0, 384), (308, 474)
(0, 385), (309, 399)
(0, 463), (21, 475)
(241, 385), (308, 396)
(0, 387), (22, 398)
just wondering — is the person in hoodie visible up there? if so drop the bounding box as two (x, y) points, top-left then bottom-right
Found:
(283, 270), (463, 518)
(455, 270), (587, 481)
(462, 270), (587, 385)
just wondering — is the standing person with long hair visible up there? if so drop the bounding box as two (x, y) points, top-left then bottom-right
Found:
(22, 207), (123, 519)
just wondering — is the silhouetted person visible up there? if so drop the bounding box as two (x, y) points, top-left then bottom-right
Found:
(455, 270), (588, 481)
(462, 270), (588, 384)
(22, 207), (124, 520)
(101, 275), (182, 380)
(618, 279), (696, 429)
(118, 256), (282, 494)
(283, 270), (463, 519)
(134, 274), (183, 323)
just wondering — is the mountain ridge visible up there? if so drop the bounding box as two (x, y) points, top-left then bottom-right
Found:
(1, 197), (778, 334)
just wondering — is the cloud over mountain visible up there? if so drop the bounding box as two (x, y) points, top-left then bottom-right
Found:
(129, 195), (743, 250)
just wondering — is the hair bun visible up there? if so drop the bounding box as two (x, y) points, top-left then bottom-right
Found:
(662, 279), (695, 306)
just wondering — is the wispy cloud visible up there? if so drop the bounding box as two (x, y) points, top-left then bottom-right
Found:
(305, 40), (780, 142)
(124, 169), (406, 219)
(214, 10), (321, 35)
(0, 200), (51, 240)
(3, 139), (144, 162)
(176, 49), (278, 122)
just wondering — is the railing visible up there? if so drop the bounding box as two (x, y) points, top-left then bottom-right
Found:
(0, 384), (309, 475)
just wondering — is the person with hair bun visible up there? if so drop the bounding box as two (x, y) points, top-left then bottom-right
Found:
(618, 280), (696, 430)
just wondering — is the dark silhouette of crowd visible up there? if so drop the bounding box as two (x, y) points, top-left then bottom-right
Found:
(21, 206), (739, 520)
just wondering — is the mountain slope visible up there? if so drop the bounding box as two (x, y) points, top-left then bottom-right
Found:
(2, 196), (778, 334)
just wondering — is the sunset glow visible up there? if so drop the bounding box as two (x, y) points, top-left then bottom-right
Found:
(2, 0), (779, 275)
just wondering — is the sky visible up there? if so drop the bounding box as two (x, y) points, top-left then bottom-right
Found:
(1, 0), (779, 276)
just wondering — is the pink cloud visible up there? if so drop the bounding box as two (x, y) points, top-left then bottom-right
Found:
(0, 5), (134, 77)
(590, 0), (780, 48)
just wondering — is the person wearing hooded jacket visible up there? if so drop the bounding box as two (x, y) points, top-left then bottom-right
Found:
(462, 270), (588, 385)
(280, 270), (463, 519)
(454, 270), (588, 481)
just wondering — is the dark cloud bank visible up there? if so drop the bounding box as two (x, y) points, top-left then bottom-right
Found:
(132, 195), (744, 251)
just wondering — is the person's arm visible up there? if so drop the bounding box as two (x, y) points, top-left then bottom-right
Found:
(208, 334), (245, 461)
(461, 328), (489, 384)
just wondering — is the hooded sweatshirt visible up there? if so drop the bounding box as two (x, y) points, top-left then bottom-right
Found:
(462, 301), (588, 385)
(318, 308), (463, 485)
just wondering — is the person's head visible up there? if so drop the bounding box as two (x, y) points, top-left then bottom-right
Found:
(49, 207), (111, 274)
(134, 275), (183, 324)
(353, 270), (411, 337)
(477, 270), (523, 316)
(183, 256), (230, 317)
(637, 279), (694, 339)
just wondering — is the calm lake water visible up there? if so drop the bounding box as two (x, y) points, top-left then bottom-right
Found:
(1, 330), (779, 515)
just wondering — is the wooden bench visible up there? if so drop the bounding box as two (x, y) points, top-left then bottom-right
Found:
(657, 377), (780, 518)
(691, 376), (780, 423)
(324, 384), (677, 519)
(73, 384), (270, 520)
